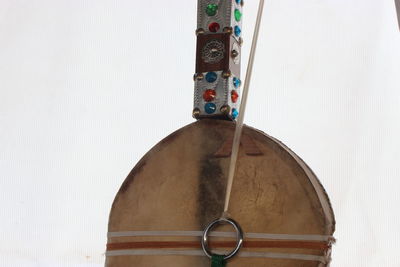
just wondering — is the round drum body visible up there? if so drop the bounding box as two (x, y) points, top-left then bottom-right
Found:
(106, 119), (335, 267)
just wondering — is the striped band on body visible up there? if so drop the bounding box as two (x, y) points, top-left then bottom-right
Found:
(106, 249), (329, 264)
(108, 230), (334, 242)
(106, 230), (334, 264)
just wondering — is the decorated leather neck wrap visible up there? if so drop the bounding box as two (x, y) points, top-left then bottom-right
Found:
(193, 0), (243, 120)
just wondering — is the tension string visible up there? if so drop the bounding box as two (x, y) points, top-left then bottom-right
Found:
(223, 0), (266, 216)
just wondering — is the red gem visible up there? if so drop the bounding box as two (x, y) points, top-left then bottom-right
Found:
(231, 90), (239, 103)
(208, 22), (220, 33)
(203, 89), (216, 102)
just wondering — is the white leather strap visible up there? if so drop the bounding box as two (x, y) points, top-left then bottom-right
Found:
(107, 230), (334, 242)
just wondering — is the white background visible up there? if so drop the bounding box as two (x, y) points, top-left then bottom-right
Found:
(1, 0), (399, 266)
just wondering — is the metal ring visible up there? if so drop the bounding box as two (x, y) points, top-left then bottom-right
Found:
(201, 218), (244, 260)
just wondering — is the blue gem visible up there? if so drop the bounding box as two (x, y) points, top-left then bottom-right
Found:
(205, 103), (217, 114)
(233, 77), (241, 88)
(205, 72), (218, 83)
(232, 108), (239, 119)
(235, 0), (242, 4)
(234, 26), (241, 37)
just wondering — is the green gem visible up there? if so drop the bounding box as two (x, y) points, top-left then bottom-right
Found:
(234, 9), (242, 21)
(206, 4), (218, 16)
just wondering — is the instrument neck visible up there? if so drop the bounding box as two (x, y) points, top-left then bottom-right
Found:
(193, 0), (244, 121)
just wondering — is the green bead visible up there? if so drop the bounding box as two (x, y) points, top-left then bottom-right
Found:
(206, 4), (218, 16)
(234, 9), (242, 21)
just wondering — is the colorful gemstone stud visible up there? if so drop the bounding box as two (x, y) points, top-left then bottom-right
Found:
(233, 77), (241, 88)
(203, 89), (216, 102)
(234, 26), (241, 37)
(205, 103), (217, 114)
(205, 72), (218, 83)
(208, 22), (220, 32)
(232, 108), (239, 119)
(231, 90), (239, 103)
(234, 9), (242, 22)
(206, 4), (218, 16)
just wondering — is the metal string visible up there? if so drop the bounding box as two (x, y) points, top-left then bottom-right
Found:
(223, 0), (265, 215)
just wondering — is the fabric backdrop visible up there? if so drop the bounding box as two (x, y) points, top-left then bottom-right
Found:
(1, 0), (399, 266)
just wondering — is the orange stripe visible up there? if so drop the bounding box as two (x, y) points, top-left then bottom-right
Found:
(107, 240), (330, 251)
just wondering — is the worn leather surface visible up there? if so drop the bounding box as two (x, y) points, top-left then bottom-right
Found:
(106, 119), (335, 267)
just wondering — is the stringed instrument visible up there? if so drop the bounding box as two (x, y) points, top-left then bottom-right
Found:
(105, 1), (335, 266)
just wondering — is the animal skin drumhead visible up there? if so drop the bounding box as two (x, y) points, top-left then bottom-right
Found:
(105, 119), (335, 267)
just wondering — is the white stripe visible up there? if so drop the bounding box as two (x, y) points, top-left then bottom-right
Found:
(107, 231), (333, 242)
(106, 249), (327, 263)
